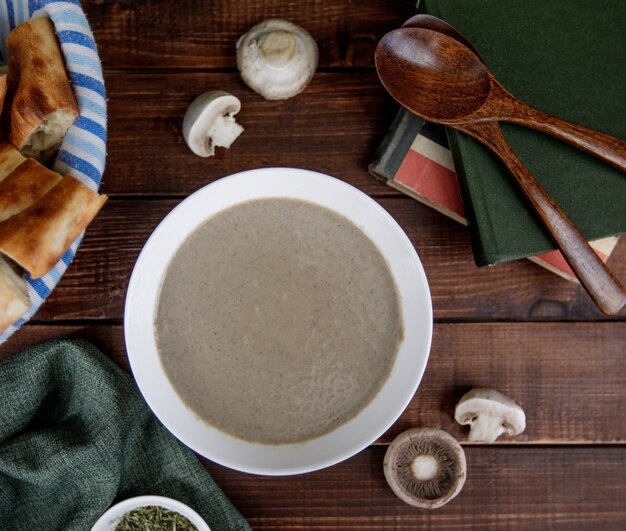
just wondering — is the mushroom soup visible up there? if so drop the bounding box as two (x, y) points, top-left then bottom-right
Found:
(155, 198), (403, 444)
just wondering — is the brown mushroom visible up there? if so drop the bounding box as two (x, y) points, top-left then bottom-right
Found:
(383, 428), (466, 509)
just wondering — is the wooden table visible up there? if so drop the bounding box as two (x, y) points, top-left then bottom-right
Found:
(2, 1), (625, 528)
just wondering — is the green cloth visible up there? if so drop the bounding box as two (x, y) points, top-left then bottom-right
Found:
(0, 337), (251, 531)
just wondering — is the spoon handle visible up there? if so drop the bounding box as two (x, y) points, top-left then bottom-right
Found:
(500, 98), (626, 173)
(459, 121), (626, 315)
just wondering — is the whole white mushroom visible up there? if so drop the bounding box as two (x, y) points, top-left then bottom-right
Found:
(236, 19), (318, 100)
(455, 388), (526, 443)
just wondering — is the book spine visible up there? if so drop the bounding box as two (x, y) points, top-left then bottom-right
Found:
(368, 108), (425, 184)
(446, 128), (496, 267)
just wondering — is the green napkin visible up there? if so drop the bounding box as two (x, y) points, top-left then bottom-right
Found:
(0, 337), (251, 531)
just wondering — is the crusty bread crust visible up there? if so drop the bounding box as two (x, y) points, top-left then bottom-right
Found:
(0, 158), (62, 222)
(0, 175), (107, 278)
(7, 17), (78, 160)
(0, 141), (25, 181)
(0, 256), (29, 331)
(0, 74), (6, 118)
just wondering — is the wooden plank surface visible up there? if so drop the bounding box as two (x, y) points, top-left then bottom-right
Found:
(102, 72), (395, 197)
(3, 322), (624, 443)
(29, 198), (626, 322)
(83, 0), (416, 69)
(203, 446), (626, 530)
(2, 1), (624, 526)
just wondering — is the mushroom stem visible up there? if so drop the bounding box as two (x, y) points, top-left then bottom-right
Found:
(410, 454), (439, 481)
(208, 114), (244, 151)
(467, 414), (505, 443)
(260, 30), (297, 68)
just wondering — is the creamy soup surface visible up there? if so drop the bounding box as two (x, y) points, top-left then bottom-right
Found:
(155, 198), (403, 444)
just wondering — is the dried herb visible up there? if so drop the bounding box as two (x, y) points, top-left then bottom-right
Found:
(115, 505), (198, 531)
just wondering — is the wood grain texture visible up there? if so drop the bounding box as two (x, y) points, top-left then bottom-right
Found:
(28, 198), (626, 322)
(377, 25), (626, 173)
(102, 72), (396, 197)
(203, 446), (626, 530)
(82, 0), (415, 69)
(2, 322), (624, 443)
(402, 14), (483, 59)
(0, 1), (620, 527)
(376, 28), (626, 314)
(459, 120), (626, 315)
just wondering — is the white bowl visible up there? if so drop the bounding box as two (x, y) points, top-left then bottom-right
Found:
(90, 495), (210, 530)
(124, 168), (432, 476)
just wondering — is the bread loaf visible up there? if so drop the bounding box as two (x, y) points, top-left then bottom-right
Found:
(0, 256), (29, 331)
(7, 17), (78, 161)
(0, 175), (107, 278)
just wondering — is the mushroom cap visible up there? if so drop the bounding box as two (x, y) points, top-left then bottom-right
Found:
(236, 19), (318, 100)
(182, 91), (243, 157)
(383, 428), (466, 509)
(455, 388), (526, 441)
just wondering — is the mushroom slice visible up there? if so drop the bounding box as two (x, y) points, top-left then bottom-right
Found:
(236, 19), (318, 100)
(384, 428), (466, 509)
(182, 91), (244, 158)
(455, 388), (526, 443)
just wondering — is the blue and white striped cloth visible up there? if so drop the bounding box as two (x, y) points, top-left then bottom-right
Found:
(0, 0), (107, 343)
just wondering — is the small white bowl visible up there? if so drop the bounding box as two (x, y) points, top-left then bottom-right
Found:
(90, 495), (210, 530)
(125, 168), (433, 475)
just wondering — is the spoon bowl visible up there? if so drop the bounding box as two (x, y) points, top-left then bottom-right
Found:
(402, 14), (483, 60)
(375, 28), (491, 122)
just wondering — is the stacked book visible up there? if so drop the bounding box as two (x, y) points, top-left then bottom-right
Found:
(371, 0), (626, 282)
(369, 112), (620, 281)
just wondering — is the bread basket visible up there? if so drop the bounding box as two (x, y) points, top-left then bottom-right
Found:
(0, 0), (106, 343)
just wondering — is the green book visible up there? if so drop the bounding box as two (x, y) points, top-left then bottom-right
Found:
(420, 0), (626, 266)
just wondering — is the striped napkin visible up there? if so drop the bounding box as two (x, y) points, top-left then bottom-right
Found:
(0, 0), (107, 344)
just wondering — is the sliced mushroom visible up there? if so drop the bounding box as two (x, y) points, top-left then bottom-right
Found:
(236, 19), (318, 100)
(455, 388), (526, 443)
(383, 428), (466, 509)
(182, 91), (244, 157)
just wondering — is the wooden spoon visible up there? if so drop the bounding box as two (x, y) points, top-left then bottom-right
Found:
(378, 27), (626, 172)
(375, 28), (626, 315)
(402, 14), (483, 60)
(403, 14), (626, 181)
